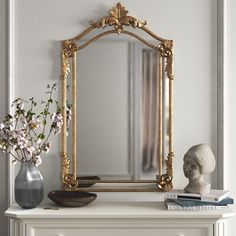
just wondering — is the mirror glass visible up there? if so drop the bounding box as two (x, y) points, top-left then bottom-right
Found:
(66, 37), (169, 180)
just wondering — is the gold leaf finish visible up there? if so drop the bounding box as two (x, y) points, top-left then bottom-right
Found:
(63, 40), (77, 58)
(62, 55), (70, 80)
(61, 3), (175, 192)
(62, 40), (77, 80)
(157, 152), (174, 191)
(158, 41), (174, 80)
(61, 153), (70, 184)
(91, 2), (147, 34)
(64, 174), (78, 190)
(62, 155), (79, 190)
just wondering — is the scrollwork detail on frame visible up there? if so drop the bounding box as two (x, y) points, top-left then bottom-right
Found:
(91, 2), (147, 34)
(62, 40), (77, 80)
(61, 2), (175, 193)
(62, 55), (70, 81)
(157, 152), (174, 191)
(158, 40), (174, 80)
(166, 152), (174, 178)
(61, 154), (78, 189)
(158, 174), (173, 192)
(63, 40), (77, 58)
(61, 153), (70, 184)
(64, 174), (78, 190)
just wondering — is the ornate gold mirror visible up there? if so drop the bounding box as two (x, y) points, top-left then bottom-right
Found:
(61, 3), (174, 192)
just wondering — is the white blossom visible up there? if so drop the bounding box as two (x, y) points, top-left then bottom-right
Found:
(52, 113), (63, 134)
(42, 142), (51, 153)
(0, 84), (62, 166)
(33, 155), (42, 167)
(24, 146), (35, 157)
(17, 136), (28, 149)
(0, 123), (5, 130)
(28, 118), (43, 130)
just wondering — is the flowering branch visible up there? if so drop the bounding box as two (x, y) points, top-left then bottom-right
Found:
(0, 84), (65, 166)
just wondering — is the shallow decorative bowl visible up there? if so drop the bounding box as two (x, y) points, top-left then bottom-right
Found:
(48, 190), (97, 207)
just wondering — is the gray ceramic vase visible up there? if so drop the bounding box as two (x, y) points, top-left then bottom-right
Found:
(15, 161), (44, 209)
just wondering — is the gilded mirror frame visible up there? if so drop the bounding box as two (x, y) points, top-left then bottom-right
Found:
(61, 3), (174, 192)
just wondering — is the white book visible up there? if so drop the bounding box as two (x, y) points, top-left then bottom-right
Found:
(165, 189), (229, 202)
(165, 200), (228, 211)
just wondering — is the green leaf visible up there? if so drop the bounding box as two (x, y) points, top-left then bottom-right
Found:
(38, 133), (45, 139)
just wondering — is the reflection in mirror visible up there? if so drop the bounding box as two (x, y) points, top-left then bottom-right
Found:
(61, 2), (174, 192)
(73, 40), (130, 179)
(66, 39), (169, 181)
(142, 47), (161, 178)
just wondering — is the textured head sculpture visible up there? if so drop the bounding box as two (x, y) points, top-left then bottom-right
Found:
(183, 143), (216, 194)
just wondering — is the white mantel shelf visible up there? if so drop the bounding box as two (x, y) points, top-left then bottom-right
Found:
(5, 194), (235, 236)
(5, 201), (235, 220)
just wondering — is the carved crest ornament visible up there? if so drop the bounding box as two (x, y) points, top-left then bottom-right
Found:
(91, 2), (147, 33)
(61, 3), (174, 192)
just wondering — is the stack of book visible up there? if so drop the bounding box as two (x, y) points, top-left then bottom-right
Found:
(165, 189), (234, 210)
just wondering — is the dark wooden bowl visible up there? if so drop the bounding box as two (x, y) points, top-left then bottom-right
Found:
(48, 190), (97, 207)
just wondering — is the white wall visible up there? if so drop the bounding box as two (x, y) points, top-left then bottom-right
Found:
(2, 0), (235, 235)
(11, 0), (218, 193)
(0, 0), (9, 235)
(225, 0), (236, 235)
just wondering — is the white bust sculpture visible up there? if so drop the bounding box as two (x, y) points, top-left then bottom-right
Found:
(183, 143), (216, 195)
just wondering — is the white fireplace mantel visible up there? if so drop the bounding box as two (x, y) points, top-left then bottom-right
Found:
(5, 197), (235, 236)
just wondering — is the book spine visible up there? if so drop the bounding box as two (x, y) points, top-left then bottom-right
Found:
(165, 194), (202, 201)
(165, 194), (220, 202)
(165, 193), (179, 199)
(201, 196), (219, 202)
(170, 198), (234, 207)
(166, 204), (227, 211)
